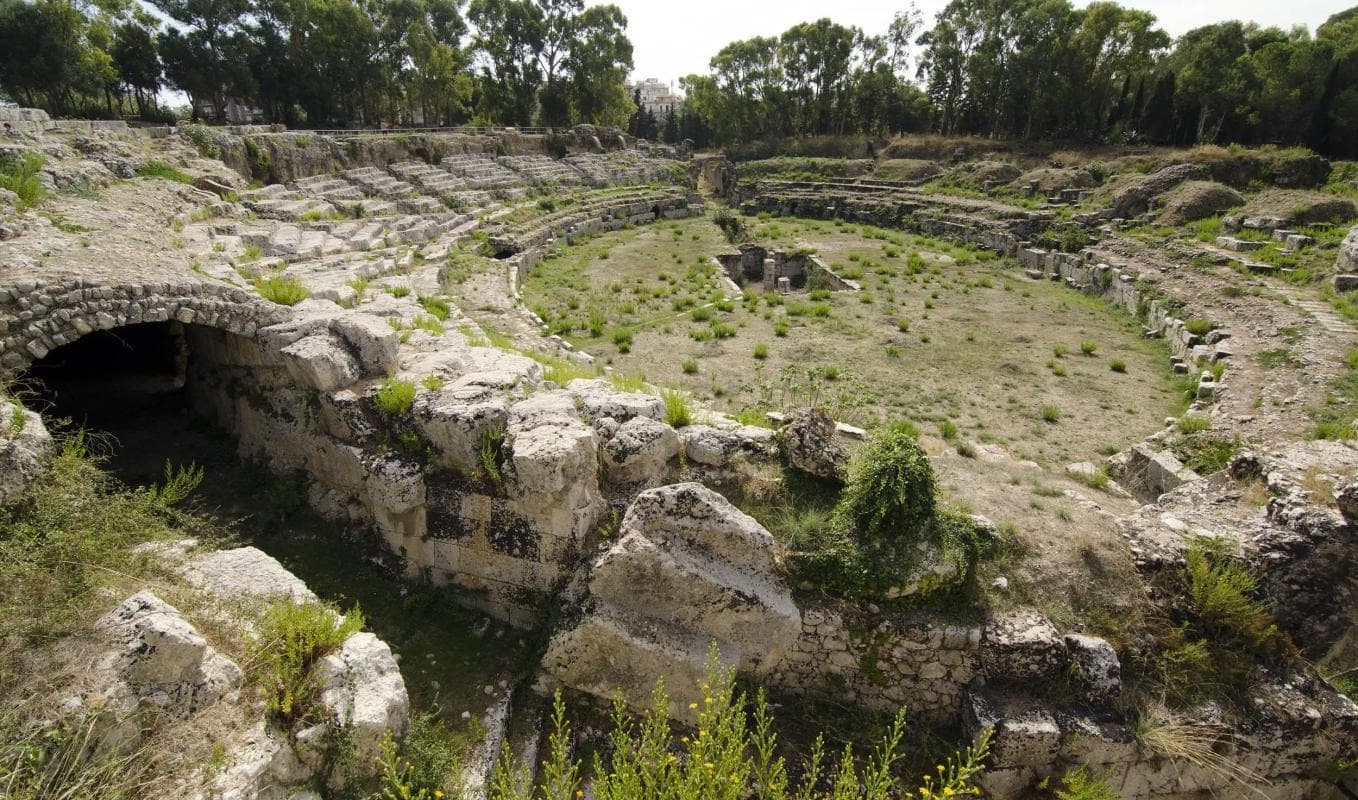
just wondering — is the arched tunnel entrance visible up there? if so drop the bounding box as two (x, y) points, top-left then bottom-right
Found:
(25, 322), (199, 484)
(16, 317), (528, 722)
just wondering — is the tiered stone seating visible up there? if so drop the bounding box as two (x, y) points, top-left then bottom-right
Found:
(292, 175), (364, 204)
(439, 155), (524, 191)
(238, 183), (337, 221)
(387, 161), (468, 198)
(497, 155), (586, 187)
(341, 166), (415, 198)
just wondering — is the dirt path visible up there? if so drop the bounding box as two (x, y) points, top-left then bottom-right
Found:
(1090, 235), (1354, 441)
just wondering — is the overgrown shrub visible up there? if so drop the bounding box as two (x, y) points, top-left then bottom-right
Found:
(786, 423), (986, 598)
(1185, 543), (1294, 658)
(253, 599), (364, 722)
(833, 422), (936, 539)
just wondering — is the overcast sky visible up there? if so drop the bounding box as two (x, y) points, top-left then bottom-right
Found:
(613, 0), (1355, 89)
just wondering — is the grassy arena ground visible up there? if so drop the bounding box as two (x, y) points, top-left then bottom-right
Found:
(521, 213), (1185, 467)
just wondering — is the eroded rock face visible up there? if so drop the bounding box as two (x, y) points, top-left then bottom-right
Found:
(601, 416), (680, 485)
(306, 632), (409, 790)
(981, 609), (1065, 682)
(184, 546), (319, 603)
(540, 483), (800, 720)
(780, 407), (846, 480)
(97, 591), (243, 715)
(0, 398), (53, 504)
(1338, 225), (1358, 274)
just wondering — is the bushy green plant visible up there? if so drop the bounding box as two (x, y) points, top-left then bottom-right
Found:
(1185, 542), (1294, 658)
(375, 378), (417, 416)
(1079, 340), (1098, 356)
(1041, 405), (1061, 423)
(1184, 318), (1215, 336)
(0, 152), (46, 207)
(1047, 766), (1117, 800)
(662, 389), (692, 427)
(682, 359), (699, 374)
(255, 275), (310, 305)
(419, 296), (451, 321)
(478, 424), (505, 488)
(753, 343), (769, 360)
(488, 658), (991, 800)
(1177, 415), (1212, 434)
(253, 599), (364, 722)
(1109, 359), (1127, 373)
(833, 422), (936, 539)
(135, 160), (192, 184)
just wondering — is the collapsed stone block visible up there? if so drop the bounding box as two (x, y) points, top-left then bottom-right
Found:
(602, 416), (680, 484)
(279, 332), (360, 392)
(981, 609), (1065, 682)
(97, 591), (242, 715)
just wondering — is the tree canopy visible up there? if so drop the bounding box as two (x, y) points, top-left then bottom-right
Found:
(0, 0), (1354, 156)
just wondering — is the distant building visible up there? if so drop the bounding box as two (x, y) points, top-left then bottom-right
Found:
(626, 78), (683, 118)
(193, 97), (263, 125)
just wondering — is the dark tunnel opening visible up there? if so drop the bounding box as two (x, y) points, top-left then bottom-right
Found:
(23, 321), (218, 487)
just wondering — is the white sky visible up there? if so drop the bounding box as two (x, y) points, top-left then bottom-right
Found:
(610, 0), (1356, 90)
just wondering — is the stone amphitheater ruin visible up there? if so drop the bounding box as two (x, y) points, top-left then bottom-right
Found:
(2, 106), (1357, 798)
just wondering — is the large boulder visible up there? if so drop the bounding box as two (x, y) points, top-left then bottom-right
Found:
(0, 399), (54, 504)
(1337, 225), (1358, 274)
(1111, 163), (1208, 218)
(780, 407), (846, 479)
(541, 483), (800, 720)
(97, 591), (242, 715)
(1156, 181), (1244, 226)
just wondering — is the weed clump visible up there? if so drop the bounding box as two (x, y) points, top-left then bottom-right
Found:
(375, 377), (417, 416)
(255, 275), (310, 305)
(662, 389), (693, 427)
(253, 600), (364, 722)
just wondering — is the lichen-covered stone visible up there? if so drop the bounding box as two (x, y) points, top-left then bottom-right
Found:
(981, 609), (1065, 682)
(0, 399), (53, 504)
(602, 416), (679, 484)
(97, 591), (242, 715)
(184, 547), (318, 603)
(1064, 633), (1121, 700)
(779, 407), (845, 479)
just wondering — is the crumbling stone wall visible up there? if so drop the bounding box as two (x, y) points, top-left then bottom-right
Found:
(765, 605), (979, 720)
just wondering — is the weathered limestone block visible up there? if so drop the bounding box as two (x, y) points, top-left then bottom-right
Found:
(567, 378), (665, 422)
(602, 416), (680, 484)
(412, 389), (508, 474)
(97, 591), (242, 715)
(313, 632), (410, 784)
(588, 525), (799, 668)
(184, 547), (318, 603)
(780, 407), (846, 479)
(680, 424), (765, 467)
(1337, 225), (1358, 274)
(279, 332), (360, 392)
(542, 484), (800, 719)
(965, 691), (1060, 768)
(330, 313), (400, 376)
(0, 399), (54, 504)
(540, 609), (740, 722)
(365, 454), (425, 515)
(205, 719), (311, 800)
(506, 393), (599, 498)
(981, 609), (1065, 682)
(1064, 634), (1121, 700)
